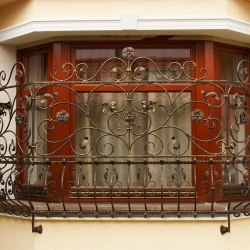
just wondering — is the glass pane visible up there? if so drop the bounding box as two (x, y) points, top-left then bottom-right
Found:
(130, 48), (190, 59)
(75, 91), (191, 188)
(25, 53), (48, 82)
(221, 50), (249, 188)
(24, 53), (48, 185)
(76, 48), (191, 81)
(222, 94), (247, 185)
(25, 95), (48, 185)
(76, 49), (116, 81)
(220, 51), (246, 81)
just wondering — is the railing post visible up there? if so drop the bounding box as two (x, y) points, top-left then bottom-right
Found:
(31, 213), (43, 234)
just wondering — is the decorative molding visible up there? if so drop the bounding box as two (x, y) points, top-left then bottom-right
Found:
(137, 18), (250, 34)
(0, 17), (249, 43)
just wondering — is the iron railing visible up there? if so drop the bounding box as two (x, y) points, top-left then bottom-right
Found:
(0, 47), (249, 234)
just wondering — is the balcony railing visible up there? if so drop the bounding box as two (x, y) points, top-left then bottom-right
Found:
(0, 47), (249, 234)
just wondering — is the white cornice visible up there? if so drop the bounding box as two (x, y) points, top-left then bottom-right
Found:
(137, 18), (250, 34)
(0, 17), (249, 44)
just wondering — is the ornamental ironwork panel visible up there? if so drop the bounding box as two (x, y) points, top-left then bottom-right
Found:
(0, 47), (249, 234)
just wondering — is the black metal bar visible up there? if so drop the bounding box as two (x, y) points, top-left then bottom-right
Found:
(3, 158), (250, 165)
(31, 213), (43, 234)
(127, 160), (131, 218)
(220, 213), (231, 235)
(143, 161), (148, 218)
(44, 160), (51, 216)
(193, 158), (197, 218)
(210, 160), (215, 217)
(93, 160), (99, 218)
(160, 160), (164, 218)
(60, 159), (67, 216)
(76, 163), (83, 217)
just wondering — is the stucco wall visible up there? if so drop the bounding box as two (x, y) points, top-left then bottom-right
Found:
(0, 44), (16, 118)
(0, 45), (16, 113)
(0, 0), (249, 46)
(0, 0), (250, 30)
(0, 215), (250, 250)
(0, 45), (16, 69)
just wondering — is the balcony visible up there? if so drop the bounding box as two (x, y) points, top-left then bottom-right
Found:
(0, 47), (249, 234)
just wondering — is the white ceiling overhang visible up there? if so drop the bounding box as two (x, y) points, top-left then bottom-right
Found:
(0, 16), (250, 46)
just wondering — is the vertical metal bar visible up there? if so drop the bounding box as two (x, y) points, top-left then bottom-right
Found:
(209, 158), (215, 216)
(31, 213), (43, 234)
(143, 160), (147, 218)
(44, 159), (51, 217)
(77, 161), (83, 217)
(127, 160), (131, 218)
(193, 157), (197, 218)
(60, 159), (66, 217)
(27, 86), (36, 212)
(220, 213), (231, 235)
(127, 82), (132, 218)
(222, 160), (232, 234)
(93, 159), (98, 217)
(110, 162), (115, 218)
(176, 160), (181, 218)
(160, 160), (164, 218)
(27, 162), (35, 212)
(220, 84), (231, 234)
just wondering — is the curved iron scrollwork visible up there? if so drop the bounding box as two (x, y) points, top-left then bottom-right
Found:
(0, 48), (249, 234)
(49, 47), (208, 82)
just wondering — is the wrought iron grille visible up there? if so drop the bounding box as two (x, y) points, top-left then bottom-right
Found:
(0, 47), (249, 234)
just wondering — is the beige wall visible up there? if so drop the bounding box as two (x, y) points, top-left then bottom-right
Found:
(0, 216), (34, 250)
(0, 44), (16, 69)
(0, 44), (16, 106)
(0, 0), (249, 30)
(0, 215), (250, 250)
(228, 0), (250, 22)
(0, 44), (16, 102)
(0, 0), (249, 46)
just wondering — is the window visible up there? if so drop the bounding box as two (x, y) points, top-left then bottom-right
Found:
(16, 50), (48, 194)
(73, 47), (194, 199)
(2, 40), (248, 222)
(220, 48), (249, 195)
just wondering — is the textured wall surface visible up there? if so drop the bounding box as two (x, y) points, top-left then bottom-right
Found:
(0, 215), (250, 250)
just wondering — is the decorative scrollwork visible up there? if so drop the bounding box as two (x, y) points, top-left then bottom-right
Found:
(0, 102), (11, 117)
(122, 47), (135, 61)
(15, 113), (25, 126)
(47, 47), (212, 82)
(56, 110), (70, 123)
(239, 111), (249, 125)
(141, 100), (156, 113)
(135, 167), (155, 187)
(0, 62), (25, 87)
(102, 166), (122, 187)
(191, 109), (205, 123)
(102, 101), (117, 114)
(237, 59), (249, 83)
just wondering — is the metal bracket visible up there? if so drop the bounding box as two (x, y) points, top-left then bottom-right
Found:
(220, 214), (231, 235)
(32, 214), (43, 234)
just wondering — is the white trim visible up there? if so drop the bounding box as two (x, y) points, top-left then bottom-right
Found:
(0, 17), (250, 43)
(137, 18), (250, 34)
